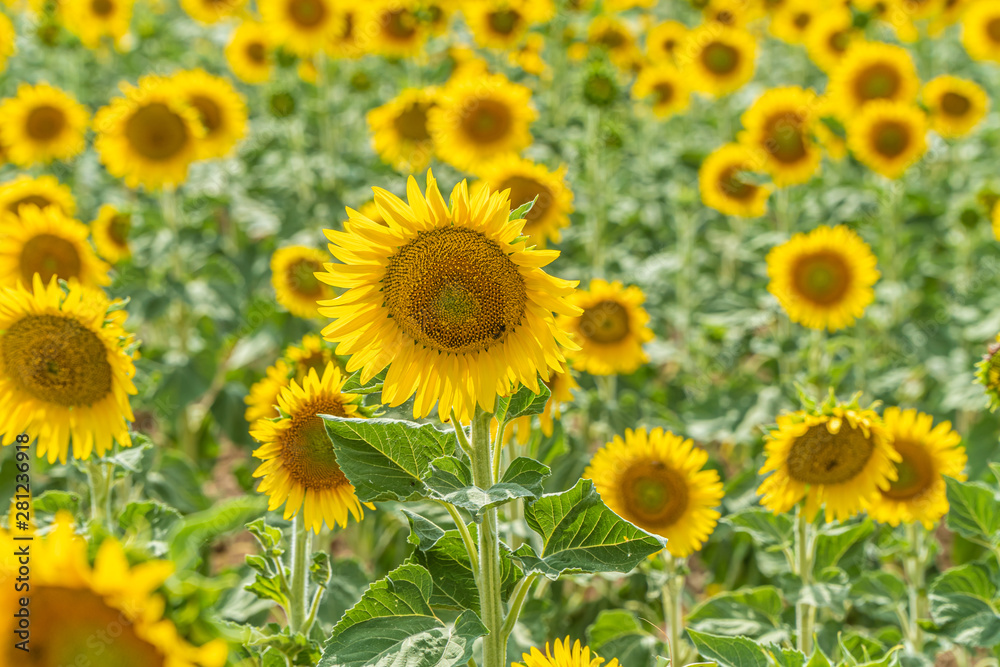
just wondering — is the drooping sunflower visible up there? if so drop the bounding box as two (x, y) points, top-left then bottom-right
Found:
(0, 513), (227, 667)
(0, 13), (14, 74)
(94, 76), (205, 189)
(357, 0), (428, 59)
(90, 204), (131, 263)
(251, 363), (371, 532)
(758, 398), (900, 522)
(245, 358), (292, 423)
(586, 428), (724, 558)
(514, 638), (620, 667)
(739, 86), (822, 188)
(59, 0), (136, 49)
(318, 171), (580, 422)
(0, 83), (89, 167)
(962, 0), (1000, 62)
(632, 63), (691, 119)
(464, 0), (537, 50)
(428, 72), (536, 172)
(367, 87), (438, 174)
(846, 100), (928, 180)
(805, 6), (858, 72)
(699, 143), (771, 218)
(271, 245), (334, 319)
(868, 408), (966, 529)
(827, 42), (919, 117)
(473, 155), (574, 249)
(922, 75), (989, 138)
(645, 20), (687, 64)
(770, 0), (822, 44)
(168, 69), (248, 160)
(225, 20), (274, 84)
(767, 225), (878, 331)
(180, 0), (246, 23)
(0, 205), (111, 290)
(0, 276), (136, 463)
(559, 279), (653, 377)
(682, 25), (757, 97)
(259, 0), (339, 56)
(0, 174), (76, 216)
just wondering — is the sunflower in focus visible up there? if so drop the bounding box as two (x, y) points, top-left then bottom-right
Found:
(0, 83), (88, 167)
(767, 225), (878, 331)
(962, 0), (1000, 62)
(770, 0), (821, 44)
(225, 21), (273, 84)
(169, 69), (248, 160)
(0, 13), (13, 73)
(758, 397), (900, 522)
(514, 638), (620, 667)
(805, 6), (857, 72)
(59, 0), (135, 49)
(271, 246), (334, 319)
(0, 174), (76, 216)
(739, 86), (822, 188)
(90, 204), (131, 263)
(259, 0), (338, 56)
(586, 428), (724, 558)
(922, 75), (989, 138)
(367, 87), (438, 173)
(632, 63), (691, 119)
(868, 408), (966, 529)
(428, 72), (536, 172)
(827, 42), (919, 117)
(358, 0), (428, 59)
(94, 76), (205, 189)
(0, 276), (137, 463)
(682, 25), (757, 97)
(251, 363), (371, 532)
(847, 101), (928, 179)
(645, 20), (687, 64)
(464, 0), (538, 50)
(180, 0), (246, 23)
(319, 171), (579, 421)
(699, 143), (771, 218)
(473, 156), (574, 249)
(0, 205), (111, 290)
(560, 279), (652, 377)
(0, 514), (227, 667)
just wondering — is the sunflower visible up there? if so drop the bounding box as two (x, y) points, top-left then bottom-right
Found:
(94, 76), (205, 189)
(976, 334), (1000, 409)
(930, 0), (974, 36)
(0, 174), (76, 217)
(259, 0), (339, 56)
(804, 6), (858, 72)
(514, 639), (620, 667)
(509, 32), (549, 77)
(846, 101), (928, 179)
(367, 87), (438, 173)
(704, 0), (763, 28)
(868, 408), (966, 529)
(758, 399), (900, 522)
(0, 513), (227, 667)
(357, 0), (428, 59)
(245, 358), (292, 423)
(358, 199), (386, 225)
(428, 72), (536, 172)
(473, 155), (574, 248)
(681, 25), (757, 97)
(827, 42), (919, 117)
(90, 204), (131, 263)
(699, 143), (771, 218)
(0, 13), (14, 74)
(285, 333), (339, 378)
(251, 363), (371, 532)
(0, 276), (136, 463)
(464, 0), (538, 50)
(586, 428), (724, 558)
(766, 225), (879, 331)
(326, 6), (364, 58)
(586, 15), (639, 69)
(318, 171), (579, 422)
(538, 361), (576, 437)
(854, 0), (919, 42)
(559, 279), (652, 377)
(225, 20), (274, 84)
(632, 63), (691, 119)
(812, 96), (848, 161)
(0, 205), (111, 291)
(180, 0), (246, 23)
(645, 19), (687, 64)
(770, 0), (821, 44)
(922, 75), (989, 138)
(59, 0), (135, 49)
(271, 246), (334, 319)
(962, 0), (1000, 62)
(739, 86), (822, 188)
(0, 83), (88, 167)
(169, 69), (248, 160)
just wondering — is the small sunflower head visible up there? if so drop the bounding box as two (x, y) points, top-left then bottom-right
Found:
(582, 63), (620, 108)
(975, 334), (1000, 410)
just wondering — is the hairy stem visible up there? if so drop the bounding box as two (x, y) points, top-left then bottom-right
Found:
(288, 513), (311, 633)
(904, 523), (926, 652)
(662, 555), (686, 667)
(795, 508), (814, 655)
(471, 406), (504, 667)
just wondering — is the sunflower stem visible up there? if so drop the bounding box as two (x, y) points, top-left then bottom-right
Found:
(470, 405), (505, 667)
(499, 572), (539, 642)
(86, 459), (111, 531)
(438, 499), (480, 579)
(662, 555), (686, 667)
(586, 107), (606, 274)
(795, 507), (814, 655)
(903, 522), (927, 653)
(288, 513), (311, 634)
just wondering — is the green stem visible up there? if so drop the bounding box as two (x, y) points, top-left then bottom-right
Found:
(86, 460), (109, 529)
(499, 573), (539, 641)
(470, 406), (505, 667)
(904, 523), (926, 652)
(438, 500), (480, 578)
(492, 417), (506, 484)
(288, 513), (311, 633)
(795, 508), (814, 655)
(452, 410), (473, 457)
(586, 108), (605, 274)
(662, 555), (685, 667)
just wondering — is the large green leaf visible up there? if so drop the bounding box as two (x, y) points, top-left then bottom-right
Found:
(322, 416), (455, 503)
(318, 563), (486, 667)
(813, 519), (873, 571)
(722, 509), (794, 550)
(851, 571), (907, 608)
(586, 610), (657, 667)
(929, 562), (1000, 649)
(494, 383), (551, 424)
(512, 479), (667, 579)
(687, 629), (769, 667)
(945, 478), (1000, 546)
(169, 495), (268, 569)
(686, 587), (785, 639)
(425, 456), (550, 522)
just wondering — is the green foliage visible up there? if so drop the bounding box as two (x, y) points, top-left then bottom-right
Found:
(425, 455), (550, 522)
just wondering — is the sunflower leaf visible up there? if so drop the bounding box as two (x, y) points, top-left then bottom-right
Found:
(929, 562), (1000, 649)
(425, 456), (550, 521)
(722, 508), (794, 550)
(945, 477), (1000, 546)
(586, 609), (658, 667)
(509, 195), (538, 222)
(686, 586), (785, 639)
(686, 629), (770, 667)
(495, 382), (552, 424)
(813, 518), (873, 571)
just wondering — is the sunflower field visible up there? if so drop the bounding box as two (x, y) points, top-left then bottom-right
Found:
(6, 0), (1000, 666)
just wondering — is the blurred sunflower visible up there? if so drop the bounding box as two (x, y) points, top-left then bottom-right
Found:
(0, 205), (111, 290)
(318, 171), (579, 421)
(245, 360), (291, 423)
(505, 360), (578, 445)
(632, 63), (691, 119)
(259, 0), (338, 56)
(360, 0), (428, 58)
(586, 428), (724, 558)
(326, 7), (363, 58)
(0, 174), (76, 216)
(976, 333), (1000, 408)
(922, 75), (989, 138)
(285, 333), (339, 378)
(420, 0), (457, 35)
(367, 87), (438, 173)
(251, 363), (371, 532)
(514, 638), (619, 667)
(0, 513), (227, 667)
(683, 25), (757, 97)
(0, 13), (13, 73)
(90, 204), (131, 263)
(767, 225), (879, 331)
(869, 408), (966, 529)
(560, 279), (652, 377)
(180, 0), (246, 23)
(812, 96), (848, 161)
(586, 15), (638, 69)
(758, 398), (900, 522)
(854, 0), (918, 42)
(645, 19), (687, 64)
(0, 276), (136, 463)
(704, 0), (762, 28)
(846, 101), (928, 179)
(59, 0), (135, 49)
(357, 199), (386, 224)
(464, 0), (537, 50)
(930, 0), (974, 36)
(428, 72), (536, 172)
(0, 83), (88, 167)
(271, 246), (334, 319)
(827, 42), (919, 116)
(739, 86), (822, 187)
(225, 20), (273, 84)
(804, 6), (857, 72)
(509, 33), (549, 77)
(94, 76), (205, 189)
(473, 156), (574, 249)
(770, 0), (821, 44)
(962, 0), (1000, 62)
(168, 69), (247, 160)
(699, 143), (771, 218)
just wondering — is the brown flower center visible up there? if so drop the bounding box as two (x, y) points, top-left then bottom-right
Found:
(286, 257), (323, 297)
(488, 9), (521, 35)
(189, 95), (223, 135)
(940, 91), (971, 117)
(288, 0), (326, 28)
(7, 195), (56, 214)
(763, 111), (807, 163)
(91, 0), (114, 16)
(20, 233), (82, 285)
(719, 165), (757, 201)
(125, 103), (189, 161)
(619, 461), (689, 532)
(579, 300), (629, 344)
(280, 399), (350, 490)
(393, 102), (432, 141)
(882, 439), (934, 501)
(25, 106), (67, 142)
(499, 175), (552, 225)
(853, 63), (901, 102)
(792, 250), (851, 305)
(702, 41), (739, 75)
(872, 120), (910, 158)
(461, 98), (513, 144)
(786, 420), (875, 485)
